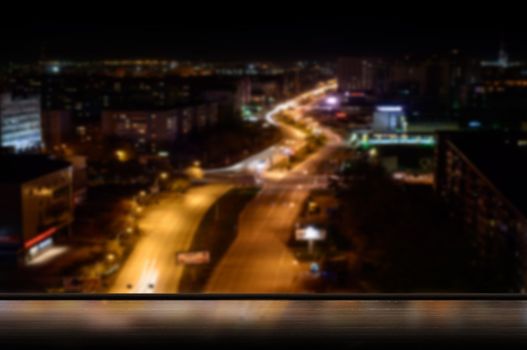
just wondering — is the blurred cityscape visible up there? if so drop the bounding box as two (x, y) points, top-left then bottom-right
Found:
(2, 40), (527, 293)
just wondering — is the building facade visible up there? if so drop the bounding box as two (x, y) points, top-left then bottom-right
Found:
(0, 93), (42, 152)
(101, 103), (218, 152)
(435, 132), (527, 290)
(372, 105), (407, 133)
(0, 155), (73, 263)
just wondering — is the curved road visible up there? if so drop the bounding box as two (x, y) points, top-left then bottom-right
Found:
(206, 87), (342, 293)
(109, 81), (337, 294)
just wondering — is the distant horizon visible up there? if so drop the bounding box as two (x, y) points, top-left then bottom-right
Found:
(1, 48), (522, 66)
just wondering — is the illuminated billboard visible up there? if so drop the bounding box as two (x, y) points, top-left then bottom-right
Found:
(176, 251), (210, 265)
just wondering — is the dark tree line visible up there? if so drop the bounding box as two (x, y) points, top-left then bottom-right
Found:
(325, 158), (519, 292)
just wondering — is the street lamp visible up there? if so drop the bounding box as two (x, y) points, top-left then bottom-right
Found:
(186, 161), (204, 180)
(136, 190), (147, 205)
(304, 226), (322, 254)
(115, 149), (128, 162)
(325, 96), (339, 106)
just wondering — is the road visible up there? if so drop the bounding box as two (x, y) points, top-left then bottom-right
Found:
(205, 86), (342, 293)
(205, 146), (340, 292)
(205, 80), (336, 175)
(109, 81), (337, 294)
(109, 184), (231, 293)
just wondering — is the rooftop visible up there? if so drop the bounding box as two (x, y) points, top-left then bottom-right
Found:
(0, 154), (71, 184)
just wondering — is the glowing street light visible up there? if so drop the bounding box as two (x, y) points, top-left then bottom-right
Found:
(325, 96), (339, 106)
(295, 225), (326, 254)
(115, 149), (128, 162)
(186, 161), (204, 180)
(304, 226), (321, 240)
(305, 226), (321, 254)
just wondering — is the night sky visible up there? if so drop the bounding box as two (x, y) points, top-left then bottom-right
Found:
(2, 7), (526, 62)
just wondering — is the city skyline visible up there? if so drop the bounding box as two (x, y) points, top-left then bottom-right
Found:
(3, 10), (527, 295)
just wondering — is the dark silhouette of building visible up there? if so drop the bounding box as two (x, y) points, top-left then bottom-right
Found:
(435, 132), (527, 290)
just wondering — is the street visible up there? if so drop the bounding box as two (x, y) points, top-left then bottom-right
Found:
(109, 82), (339, 293)
(205, 81), (336, 175)
(109, 184), (231, 293)
(205, 147), (340, 292)
(206, 88), (342, 293)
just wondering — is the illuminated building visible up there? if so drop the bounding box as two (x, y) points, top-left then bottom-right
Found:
(0, 93), (42, 152)
(372, 105), (407, 133)
(17, 60), (330, 126)
(0, 155), (73, 263)
(465, 45), (527, 130)
(101, 103), (218, 152)
(481, 43), (523, 69)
